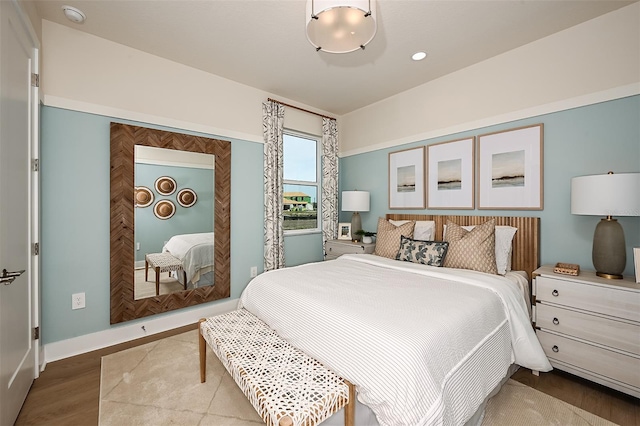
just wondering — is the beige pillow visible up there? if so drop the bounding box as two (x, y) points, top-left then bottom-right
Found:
(374, 218), (415, 259)
(443, 219), (498, 274)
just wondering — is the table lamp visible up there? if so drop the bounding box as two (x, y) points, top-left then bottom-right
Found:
(341, 190), (370, 242)
(571, 172), (640, 279)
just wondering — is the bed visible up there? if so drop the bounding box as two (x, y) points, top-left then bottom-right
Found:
(238, 215), (552, 426)
(162, 232), (214, 289)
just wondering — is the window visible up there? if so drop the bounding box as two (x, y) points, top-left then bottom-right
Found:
(283, 131), (320, 233)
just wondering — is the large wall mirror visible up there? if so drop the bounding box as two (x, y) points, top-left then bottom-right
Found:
(110, 123), (231, 324)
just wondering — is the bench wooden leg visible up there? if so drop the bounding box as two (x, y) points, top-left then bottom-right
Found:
(183, 271), (187, 290)
(145, 260), (149, 282)
(199, 318), (207, 383)
(155, 266), (160, 296)
(345, 380), (355, 426)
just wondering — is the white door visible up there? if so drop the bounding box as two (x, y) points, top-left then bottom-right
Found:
(0, 1), (38, 424)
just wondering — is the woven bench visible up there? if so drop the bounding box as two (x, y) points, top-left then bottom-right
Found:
(199, 309), (355, 426)
(144, 252), (187, 296)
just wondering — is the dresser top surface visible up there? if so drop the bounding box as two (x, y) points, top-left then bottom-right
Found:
(535, 265), (640, 292)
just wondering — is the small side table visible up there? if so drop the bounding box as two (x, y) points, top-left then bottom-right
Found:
(324, 239), (375, 261)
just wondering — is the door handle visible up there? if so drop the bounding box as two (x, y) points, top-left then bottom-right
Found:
(1, 269), (25, 285)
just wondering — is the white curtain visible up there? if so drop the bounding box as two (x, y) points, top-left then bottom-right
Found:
(263, 100), (285, 271)
(321, 117), (339, 255)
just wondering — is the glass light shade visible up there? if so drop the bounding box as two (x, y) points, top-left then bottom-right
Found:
(306, 0), (377, 53)
(571, 173), (640, 217)
(342, 190), (370, 212)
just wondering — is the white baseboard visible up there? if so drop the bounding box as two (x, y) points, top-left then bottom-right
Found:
(43, 298), (238, 363)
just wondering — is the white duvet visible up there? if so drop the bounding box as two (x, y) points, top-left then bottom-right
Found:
(162, 232), (214, 283)
(239, 254), (551, 426)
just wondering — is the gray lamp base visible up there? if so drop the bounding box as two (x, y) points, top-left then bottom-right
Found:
(351, 212), (362, 242)
(592, 218), (626, 279)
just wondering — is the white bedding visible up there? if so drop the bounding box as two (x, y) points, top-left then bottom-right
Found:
(162, 232), (214, 284)
(239, 254), (551, 426)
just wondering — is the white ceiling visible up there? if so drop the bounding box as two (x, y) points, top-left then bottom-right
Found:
(32, 0), (635, 115)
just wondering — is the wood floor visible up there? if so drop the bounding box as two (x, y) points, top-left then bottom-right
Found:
(15, 324), (640, 426)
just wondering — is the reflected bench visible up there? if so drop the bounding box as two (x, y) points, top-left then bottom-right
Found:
(144, 252), (187, 296)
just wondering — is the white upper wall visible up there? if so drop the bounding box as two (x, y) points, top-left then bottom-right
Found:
(340, 2), (640, 156)
(41, 3), (639, 150)
(41, 20), (325, 141)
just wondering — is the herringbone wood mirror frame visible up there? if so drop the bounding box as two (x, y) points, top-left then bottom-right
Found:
(110, 123), (231, 323)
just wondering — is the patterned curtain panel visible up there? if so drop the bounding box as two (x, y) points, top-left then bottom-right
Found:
(321, 117), (339, 255)
(263, 100), (285, 271)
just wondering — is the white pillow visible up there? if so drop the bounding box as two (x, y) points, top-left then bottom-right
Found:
(390, 220), (435, 241)
(444, 224), (517, 275)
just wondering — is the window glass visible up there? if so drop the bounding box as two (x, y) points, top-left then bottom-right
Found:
(284, 134), (317, 182)
(283, 133), (319, 232)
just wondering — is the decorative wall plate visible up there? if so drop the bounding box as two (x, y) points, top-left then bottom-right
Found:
(177, 188), (197, 208)
(155, 176), (177, 195)
(153, 200), (176, 219)
(135, 186), (154, 208)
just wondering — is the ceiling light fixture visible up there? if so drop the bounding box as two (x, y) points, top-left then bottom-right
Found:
(412, 51), (427, 61)
(62, 5), (86, 24)
(306, 0), (377, 54)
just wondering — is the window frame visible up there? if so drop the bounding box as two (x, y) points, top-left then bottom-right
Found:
(282, 129), (322, 236)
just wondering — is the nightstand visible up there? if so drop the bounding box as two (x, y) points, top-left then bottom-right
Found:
(532, 265), (640, 398)
(324, 239), (375, 260)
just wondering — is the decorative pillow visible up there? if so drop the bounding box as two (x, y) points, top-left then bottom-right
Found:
(443, 219), (498, 275)
(374, 218), (415, 259)
(395, 236), (449, 267)
(443, 224), (517, 275)
(390, 220), (435, 241)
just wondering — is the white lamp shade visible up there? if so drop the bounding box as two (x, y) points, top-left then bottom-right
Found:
(342, 190), (370, 212)
(571, 173), (640, 216)
(306, 0), (377, 53)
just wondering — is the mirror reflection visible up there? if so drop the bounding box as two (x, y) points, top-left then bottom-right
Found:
(133, 146), (215, 300)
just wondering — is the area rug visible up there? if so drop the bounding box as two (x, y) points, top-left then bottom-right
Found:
(99, 330), (617, 426)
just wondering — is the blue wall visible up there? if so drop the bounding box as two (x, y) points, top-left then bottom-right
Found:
(340, 96), (640, 276)
(41, 106), (267, 343)
(134, 163), (214, 262)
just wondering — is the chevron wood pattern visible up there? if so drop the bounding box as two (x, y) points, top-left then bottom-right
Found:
(110, 123), (231, 324)
(386, 214), (540, 281)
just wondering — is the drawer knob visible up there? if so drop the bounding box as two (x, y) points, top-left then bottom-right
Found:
(552, 289), (559, 297)
(552, 345), (559, 353)
(552, 317), (559, 325)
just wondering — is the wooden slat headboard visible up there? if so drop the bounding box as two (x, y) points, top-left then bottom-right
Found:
(386, 214), (540, 280)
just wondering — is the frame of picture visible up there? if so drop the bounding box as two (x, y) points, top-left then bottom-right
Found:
(338, 222), (352, 240)
(427, 137), (475, 209)
(388, 146), (426, 209)
(477, 123), (544, 210)
(634, 247), (640, 283)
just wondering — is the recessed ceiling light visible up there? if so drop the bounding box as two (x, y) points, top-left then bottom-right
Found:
(412, 51), (427, 61)
(62, 5), (86, 24)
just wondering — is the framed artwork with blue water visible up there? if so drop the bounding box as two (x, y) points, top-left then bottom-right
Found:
(478, 124), (544, 210)
(427, 137), (475, 209)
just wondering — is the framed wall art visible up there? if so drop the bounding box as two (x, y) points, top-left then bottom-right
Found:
(478, 124), (544, 210)
(427, 137), (475, 209)
(388, 146), (425, 209)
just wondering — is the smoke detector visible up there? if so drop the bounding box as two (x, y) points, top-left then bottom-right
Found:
(62, 5), (86, 24)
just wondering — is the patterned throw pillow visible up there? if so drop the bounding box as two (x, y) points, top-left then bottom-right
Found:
(374, 218), (415, 259)
(395, 236), (449, 267)
(443, 219), (498, 275)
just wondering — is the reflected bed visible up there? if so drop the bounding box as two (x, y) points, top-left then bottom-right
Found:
(162, 232), (214, 289)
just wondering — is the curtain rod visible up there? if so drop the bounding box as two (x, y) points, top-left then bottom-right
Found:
(267, 98), (336, 121)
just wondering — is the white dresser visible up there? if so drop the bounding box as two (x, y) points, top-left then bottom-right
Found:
(533, 265), (640, 397)
(324, 239), (375, 260)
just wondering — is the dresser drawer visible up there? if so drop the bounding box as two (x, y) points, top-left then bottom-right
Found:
(325, 241), (374, 258)
(537, 330), (640, 389)
(536, 276), (640, 322)
(537, 304), (640, 355)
